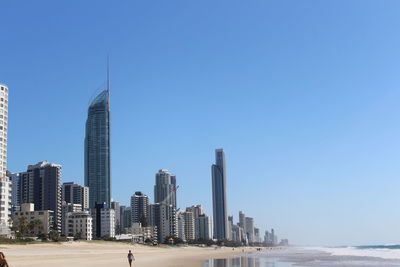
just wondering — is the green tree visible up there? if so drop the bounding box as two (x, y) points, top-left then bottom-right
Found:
(49, 230), (59, 242)
(115, 221), (121, 235)
(17, 216), (29, 236)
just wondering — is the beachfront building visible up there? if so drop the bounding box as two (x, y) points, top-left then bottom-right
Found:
(183, 211), (195, 241)
(100, 207), (115, 238)
(0, 84), (10, 237)
(65, 211), (93, 240)
(85, 89), (111, 208)
(186, 205), (204, 239)
(154, 169), (177, 208)
(131, 191), (149, 224)
(13, 203), (54, 236)
(211, 148), (229, 240)
(195, 215), (213, 240)
(111, 201), (120, 233)
(149, 203), (177, 243)
(126, 223), (157, 244)
(8, 172), (20, 211)
(177, 212), (186, 242)
(61, 202), (82, 236)
(121, 206), (131, 233)
(19, 161), (62, 232)
(62, 182), (89, 210)
(254, 227), (261, 243)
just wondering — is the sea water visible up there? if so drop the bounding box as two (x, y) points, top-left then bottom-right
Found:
(205, 246), (400, 267)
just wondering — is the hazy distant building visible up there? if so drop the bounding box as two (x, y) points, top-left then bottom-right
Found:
(149, 203), (177, 243)
(228, 215), (234, 241)
(121, 206), (132, 232)
(19, 161), (62, 232)
(62, 182), (89, 210)
(245, 217), (254, 243)
(85, 89), (111, 208)
(154, 169), (177, 207)
(131, 191), (149, 225)
(254, 227), (260, 243)
(196, 215), (213, 240)
(0, 84), (10, 236)
(211, 149), (228, 240)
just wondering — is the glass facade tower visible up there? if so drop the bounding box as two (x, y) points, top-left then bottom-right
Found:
(85, 89), (111, 208)
(211, 148), (229, 240)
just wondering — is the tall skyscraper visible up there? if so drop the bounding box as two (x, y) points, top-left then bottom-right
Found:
(62, 182), (89, 210)
(0, 84), (10, 236)
(154, 169), (177, 207)
(211, 148), (228, 240)
(19, 161), (62, 232)
(131, 191), (149, 224)
(84, 87), (111, 208)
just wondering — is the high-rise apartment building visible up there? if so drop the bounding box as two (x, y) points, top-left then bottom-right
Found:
(131, 191), (149, 224)
(149, 203), (177, 243)
(85, 89), (111, 208)
(245, 217), (254, 243)
(183, 211), (195, 241)
(19, 161), (62, 232)
(186, 205), (204, 240)
(7, 172), (20, 209)
(0, 84), (10, 236)
(154, 169), (177, 207)
(211, 148), (228, 240)
(62, 182), (89, 210)
(196, 215), (213, 240)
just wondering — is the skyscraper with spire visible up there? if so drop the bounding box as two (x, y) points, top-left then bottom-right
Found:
(84, 69), (111, 208)
(211, 148), (229, 240)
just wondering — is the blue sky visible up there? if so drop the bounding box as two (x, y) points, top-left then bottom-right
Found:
(2, 0), (400, 246)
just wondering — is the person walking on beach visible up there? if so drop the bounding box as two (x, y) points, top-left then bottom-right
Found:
(127, 250), (135, 267)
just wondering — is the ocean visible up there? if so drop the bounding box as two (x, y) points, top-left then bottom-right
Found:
(205, 246), (400, 267)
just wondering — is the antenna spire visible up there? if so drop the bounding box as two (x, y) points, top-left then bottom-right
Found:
(107, 56), (110, 92)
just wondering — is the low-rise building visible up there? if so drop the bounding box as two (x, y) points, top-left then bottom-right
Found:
(65, 211), (92, 240)
(12, 203), (53, 236)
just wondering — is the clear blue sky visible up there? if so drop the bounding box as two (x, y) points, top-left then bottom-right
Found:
(2, 0), (400, 246)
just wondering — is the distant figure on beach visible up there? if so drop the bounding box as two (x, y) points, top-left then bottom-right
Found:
(127, 250), (135, 267)
(0, 252), (8, 267)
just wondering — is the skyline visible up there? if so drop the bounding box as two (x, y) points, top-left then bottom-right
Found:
(3, 0), (400, 246)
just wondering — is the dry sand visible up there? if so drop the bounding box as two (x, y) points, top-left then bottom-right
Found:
(0, 241), (254, 267)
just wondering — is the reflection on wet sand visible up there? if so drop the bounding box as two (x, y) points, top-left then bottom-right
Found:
(207, 255), (285, 267)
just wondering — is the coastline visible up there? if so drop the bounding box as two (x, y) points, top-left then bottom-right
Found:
(0, 241), (260, 267)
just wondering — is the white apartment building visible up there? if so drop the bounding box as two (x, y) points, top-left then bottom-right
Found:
(100, 208), (115, 237)
(196, 215), (213, 240)
(65, 211), (93, 240)
(0, 84), (10, 237)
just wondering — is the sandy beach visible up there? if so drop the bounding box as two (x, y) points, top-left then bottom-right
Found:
(0, 241), (248, 267)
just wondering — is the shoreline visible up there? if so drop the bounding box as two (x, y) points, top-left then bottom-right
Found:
(0, 241), (267, 267)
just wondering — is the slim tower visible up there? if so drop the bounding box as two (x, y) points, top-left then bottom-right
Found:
(85, 69), (111, 208)
(211, 148), (228, 240)
(0, 84), (10, 236)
